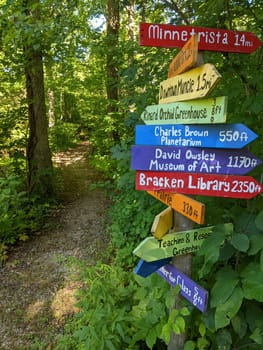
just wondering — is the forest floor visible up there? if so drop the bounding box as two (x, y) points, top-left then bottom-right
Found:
(0, 141), (109, 350)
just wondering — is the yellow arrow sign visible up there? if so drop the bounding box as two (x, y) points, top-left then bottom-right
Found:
(168, 34), (198, 78)
(151, 206), (173, 239)
(148, 191), (205, 225)
(159, 63), (221, 104)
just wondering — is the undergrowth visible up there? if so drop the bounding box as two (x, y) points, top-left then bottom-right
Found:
(0, 175), (52, 264)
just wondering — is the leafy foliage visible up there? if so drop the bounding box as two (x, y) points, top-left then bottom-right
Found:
(55, 263), (188, 350)
(0, 175), (51, 262)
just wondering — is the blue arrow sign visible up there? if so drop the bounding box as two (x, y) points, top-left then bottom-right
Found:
(134, 258), (171, 277)
(135, 124), (258, 149)
(157, 264), (208, 313)
(131, 145), (261, 175)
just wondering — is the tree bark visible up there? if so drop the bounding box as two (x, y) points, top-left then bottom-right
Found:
(106, 0), (120, 141)
(23, 0), (53, 197)
(24, 47), (53, 197)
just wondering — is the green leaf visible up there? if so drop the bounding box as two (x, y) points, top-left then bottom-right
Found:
(219, 242), (235, 261)
(216, 329), (232, 350)
(180, 307), (190, 317)
(215, 287), (243, 329)
(245, 303), (263, 332)
(210, 267), (239, 307)
(250, 328), (263, 345)
(231, 233), (249, 252)
(176, 316), (186, 333)
(260, 250), (263, 272)
(248, 234), (263, 255)
(197, 228), (226, 277)
(105, 339), (116, 350)
(146, 328), (157, 349)
(255, 211), (263, 232)
(161, 323), (171, 345)
(116, 323), (125, 340)
(241, 263), (263, 301)
(231, 313), (247, 338)
(199, 323), (206, 337)
(184, 340), (196, 350)
(172, 323), (181, 334)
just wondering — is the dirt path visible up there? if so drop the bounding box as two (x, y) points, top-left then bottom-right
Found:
(0, 142), (109, 350)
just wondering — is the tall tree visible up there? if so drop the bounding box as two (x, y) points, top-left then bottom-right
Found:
(23, 0), (53, 196)
(106, 0), (120, 140)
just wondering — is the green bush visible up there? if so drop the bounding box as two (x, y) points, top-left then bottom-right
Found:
(0, 175), (51, 262)
(49, 122), (80, 152)
(184, 208), (263, 350)
(55, 263), (190, 350)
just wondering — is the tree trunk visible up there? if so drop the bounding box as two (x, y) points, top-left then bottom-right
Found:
(25, 47), (53, 197)
(23, 0), (53, 198)
(106, 0), (120, 141)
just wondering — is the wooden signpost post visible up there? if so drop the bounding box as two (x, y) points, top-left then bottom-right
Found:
(135, 123), (258, 148)
(141, 96), (227, 125)
(147, 191), (205, 225)
(132, 145), (261, 175)
(168, 34), (198, 77)
(139, 23), (262, 53)
(133, 223), (233, 262)
(159, 63), (221, 103)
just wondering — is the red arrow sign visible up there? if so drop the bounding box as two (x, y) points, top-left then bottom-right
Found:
(139, 23), (262, 53)
(136, 171), (263, 199)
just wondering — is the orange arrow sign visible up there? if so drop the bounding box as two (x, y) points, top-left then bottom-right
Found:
(148, 191), (205, 225)
(168, 34), (198, 78)
(151, 206), (173, 239)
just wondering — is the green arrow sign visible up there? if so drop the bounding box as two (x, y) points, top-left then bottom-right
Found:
(141, 96), (227, 125)
(133, 223), (233, 262)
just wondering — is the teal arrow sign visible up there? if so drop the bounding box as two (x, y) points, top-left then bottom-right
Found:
(133, 223), (233, 262)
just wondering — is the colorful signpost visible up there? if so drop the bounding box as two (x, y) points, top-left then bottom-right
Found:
(131, 145), (261, 175)
(141, 96), (227, 125)
(147, 191), (205, 225)
(157, 264), (208, 313)
(159, 63), (221, 104)
(151, 207), (173, 239)
(133, 223), (233, 262)
(136, 171), (263, 199)
(139, 23), (262, 53)
(135, 123), (258, 149)
(168, 34), (198, 78)
(134, 22), (262, 345)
